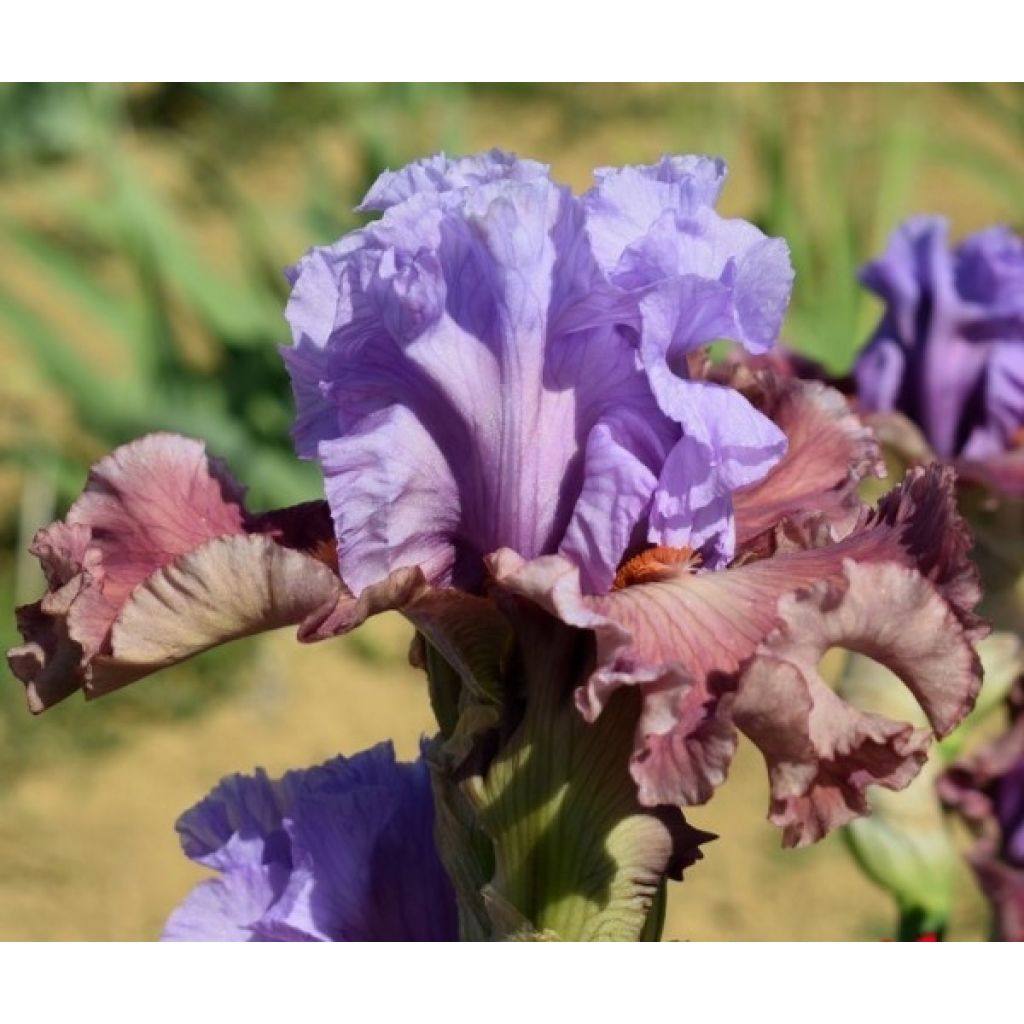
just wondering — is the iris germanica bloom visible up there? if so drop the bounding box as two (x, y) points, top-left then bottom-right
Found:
(854, 217), (1024, 494)
(165, 742), (458, 941)
(8, 151), (990, 939)
(940, 682), (1024, 941)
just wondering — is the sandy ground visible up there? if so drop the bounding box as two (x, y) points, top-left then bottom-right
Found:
(0, 616), (988, 941)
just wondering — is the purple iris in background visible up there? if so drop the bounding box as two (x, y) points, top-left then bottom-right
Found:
(941, 684), (1024, 942)
(995, 760), (1024, 868)
(164, 742), (458, 941)
(283, 149), (794, 594)
(855, 217), (1024, 466)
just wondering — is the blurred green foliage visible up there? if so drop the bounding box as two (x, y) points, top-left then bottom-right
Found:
(1, 83), (1022, 777)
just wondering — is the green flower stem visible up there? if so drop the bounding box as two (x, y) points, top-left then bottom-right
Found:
(639, 881), (668, 942)
(425, 641), (462, 739)
(428, 607), (686, 941)
(896, 904), (946, 942)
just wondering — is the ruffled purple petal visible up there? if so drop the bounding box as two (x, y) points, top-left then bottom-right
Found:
(855, 217), (1024, 463)
(645, 375), (787, 566)
(287, 165), (672, 594)
(558, 410), (671, 594)
(284, 151), (792, 596)
(265, 754), (458, 941)
(584, 157), (793, 355)
(176, 768), (289, 872)
(165, 742), (458, 942)
(162, 865), (290, 942)
(954, 225), (1024, 323)
(962, 341), (1024, 458)
(582, 156), (728, 273)
(357, 148), (549, 213)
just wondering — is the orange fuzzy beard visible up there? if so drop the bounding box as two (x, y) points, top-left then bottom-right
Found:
(612, 546), (701, 590)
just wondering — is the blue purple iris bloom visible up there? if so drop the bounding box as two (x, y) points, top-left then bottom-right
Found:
(854, 217), (1024, 494)
(164, 743), (457, 942)
(941, 682), (1024, 942)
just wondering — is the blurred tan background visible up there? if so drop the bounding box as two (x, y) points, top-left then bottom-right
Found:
(2, 83), (1021, 940)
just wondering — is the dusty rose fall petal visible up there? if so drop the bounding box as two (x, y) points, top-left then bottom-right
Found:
(62, 433), (249, 657)
(734, 560), (981, 847)
(524, 465), (965, 698)
(298, 566), (431, 641)
(7, 434), (349, 710)
(490, 463), (983, 809)
(628, 670), (739, 806)
(9, 522), (97, 710)
(91, 535), (344, 699)
(489, 546), (850, 805)
(30, 521), (92, 589)
(728, 370), (885, 547)
(10, 601), (84, 712)
(867, 465), (986, 644)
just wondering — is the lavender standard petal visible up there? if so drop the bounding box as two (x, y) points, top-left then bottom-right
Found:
(357, 149), (550, 213)
(283, 151), (793, 595)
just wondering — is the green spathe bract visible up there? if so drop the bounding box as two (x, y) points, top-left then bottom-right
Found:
(425, 603), (707, 941)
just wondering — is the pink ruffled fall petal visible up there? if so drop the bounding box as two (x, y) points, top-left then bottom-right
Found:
(93, 535), (344, 699)
(62, 433), (249, 656)
(490, 464), (983, 811)
(8, 434), (346, 711)
(729, 371), (885, 547)
(733, 560), (981, 847)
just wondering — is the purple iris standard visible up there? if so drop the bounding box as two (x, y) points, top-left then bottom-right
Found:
(283, 150), (794, 594)
(855, 217), (1024, 464)
(164, 742), (458, 941)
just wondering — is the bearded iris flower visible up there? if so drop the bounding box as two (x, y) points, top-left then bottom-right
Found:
(940, 680), (1024, 942)
(7, 152), (988, 940)
(854, 217), (1024, 496)
(850, 221), (1024, 644)
(164, 742), (458, 942)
